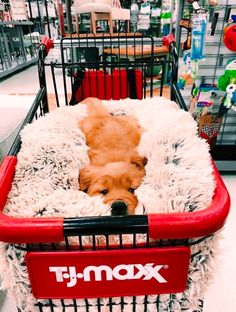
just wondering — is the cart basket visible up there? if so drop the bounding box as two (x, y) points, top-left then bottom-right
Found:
(0, 156), (230, 244)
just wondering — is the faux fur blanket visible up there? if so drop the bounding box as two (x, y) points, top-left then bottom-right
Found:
(0, 97), (218, 312)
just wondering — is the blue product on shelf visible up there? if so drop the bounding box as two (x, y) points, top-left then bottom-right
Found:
(191, 12), (208, 60)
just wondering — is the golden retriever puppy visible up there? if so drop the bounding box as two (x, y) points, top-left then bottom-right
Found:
(79, 97), (146, 215)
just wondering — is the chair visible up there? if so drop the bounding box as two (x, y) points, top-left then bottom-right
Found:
(110, 0), (130, 32)
(73, 0), (113, 34)
(73, 0), (130, 34)
(111, 7), (130, 32)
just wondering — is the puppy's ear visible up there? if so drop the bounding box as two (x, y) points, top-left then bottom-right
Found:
(130, 155), (147, 169)
(79, 165), (96, 192)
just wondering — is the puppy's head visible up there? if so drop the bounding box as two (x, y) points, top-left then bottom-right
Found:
(79, 157), (146, 215)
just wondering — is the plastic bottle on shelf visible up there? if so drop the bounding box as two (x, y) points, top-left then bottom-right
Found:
(138, 0), (151, 32)
(150, 6), (161, 36)
(160, 0), (172, 36)
(130, 0), (139, 32)
(190, 12), (208, 60)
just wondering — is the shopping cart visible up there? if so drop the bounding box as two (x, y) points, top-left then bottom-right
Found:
(0, 34), (230, 312)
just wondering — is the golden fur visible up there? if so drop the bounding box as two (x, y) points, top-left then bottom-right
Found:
(79, 97), (146, 215)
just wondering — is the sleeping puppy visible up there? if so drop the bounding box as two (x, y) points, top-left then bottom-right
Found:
(79, 97), (146, 216)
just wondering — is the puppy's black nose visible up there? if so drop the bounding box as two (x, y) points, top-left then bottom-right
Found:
(111, 201), (128, 216)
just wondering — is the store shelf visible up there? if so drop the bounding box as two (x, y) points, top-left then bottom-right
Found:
(0, 21), (39, 79)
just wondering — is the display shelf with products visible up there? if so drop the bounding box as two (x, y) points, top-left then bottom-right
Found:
(128, 0), (178, 38)
(0, 0), (58, 78)
(176, 0), (236, 170)
(0, 21), (40, 78)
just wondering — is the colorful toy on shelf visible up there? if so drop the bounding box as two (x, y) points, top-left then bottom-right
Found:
(218, 59), (236, 116)
(196, 84), (216, 109)
(223, 15), (236, 52)
(190, 83), (219, 115)
(198, 112), (222, 146)
(218, 60), (236, 91)
(192, 84), (223, 146)
(177, 51), (193, 90)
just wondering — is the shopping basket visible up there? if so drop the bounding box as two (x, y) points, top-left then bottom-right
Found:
(0, 34), (230, 312)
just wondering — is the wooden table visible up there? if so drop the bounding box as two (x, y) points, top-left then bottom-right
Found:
(103, 45), (169, 60)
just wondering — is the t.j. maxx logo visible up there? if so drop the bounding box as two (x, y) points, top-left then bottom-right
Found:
(26, 248), (190, 298)
(49, 263), (168, 287)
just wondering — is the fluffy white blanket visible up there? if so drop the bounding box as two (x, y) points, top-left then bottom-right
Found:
(0, 97), (218, 312)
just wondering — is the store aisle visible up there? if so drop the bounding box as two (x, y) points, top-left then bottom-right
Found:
(0, 67), (235, 312)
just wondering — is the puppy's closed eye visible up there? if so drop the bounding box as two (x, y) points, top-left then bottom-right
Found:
(100, 189), (108, 195)
(128, 187), (136, 194)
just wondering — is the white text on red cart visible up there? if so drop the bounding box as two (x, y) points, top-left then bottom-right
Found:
(49, 263), (168, 287)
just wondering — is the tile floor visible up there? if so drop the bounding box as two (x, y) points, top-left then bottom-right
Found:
(0, 65), (235, 311)
(0, 65), (39, 95)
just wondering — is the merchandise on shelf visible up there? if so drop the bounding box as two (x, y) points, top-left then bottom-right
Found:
(128, 0), (175, 37)
(177, 51), (194, 90)
(179, 10), (192, 51)
(190, 11), (208, 60)
(218, 59), (236, 116)
(137, 0), (151, 31)
(130, 0), (139, 32)
(223, 15), (236, 52)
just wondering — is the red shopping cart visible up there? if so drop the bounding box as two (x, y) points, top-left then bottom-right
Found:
(0, 34), (230, 312)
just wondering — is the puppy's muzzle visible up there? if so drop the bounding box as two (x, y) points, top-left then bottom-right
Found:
(111, 201), (128, 216)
